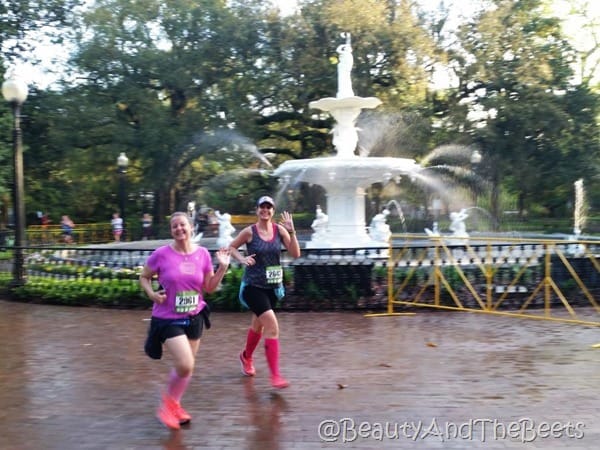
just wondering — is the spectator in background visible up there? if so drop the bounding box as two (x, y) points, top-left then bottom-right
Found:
(142, 212), (153, 240)
(194, 208), (208, 238)
(41, 213), (51, 228)
(111, 212), (124, 242)
(60, 215), (75, 244)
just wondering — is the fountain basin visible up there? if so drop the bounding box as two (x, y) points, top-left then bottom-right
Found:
(309, 96), (382, 111)
(274, 156), (421, 248)
(274, 156), (419, 186)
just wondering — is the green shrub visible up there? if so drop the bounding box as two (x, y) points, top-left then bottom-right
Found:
(441, 266), (464, 291)
(1, 262), (250, 311)
(206, 266), (245, 311)
(7, 275), (148, 308)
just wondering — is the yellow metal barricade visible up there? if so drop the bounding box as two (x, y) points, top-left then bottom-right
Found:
(26, 223), (113, 245)
(368, 235), (600, 326)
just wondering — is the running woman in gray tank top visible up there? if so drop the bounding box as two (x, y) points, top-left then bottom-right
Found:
(228, 195), (301, 388)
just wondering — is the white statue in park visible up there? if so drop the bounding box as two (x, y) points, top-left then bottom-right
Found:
(188, 201), (203, 242)
(187, 201), (197, 224)
(449, 209), (469, 238)
(336, 32), (354, 98)
(215, 210), (236, 248)
(311, 205), (329, 240)
(424, 221), (440, 237)
(370, 208), (391, 242)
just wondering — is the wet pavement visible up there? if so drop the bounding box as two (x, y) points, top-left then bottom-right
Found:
(1, 299), (600, 449)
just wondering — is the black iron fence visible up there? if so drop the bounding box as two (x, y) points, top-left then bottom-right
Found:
(2, 237), (600, 315)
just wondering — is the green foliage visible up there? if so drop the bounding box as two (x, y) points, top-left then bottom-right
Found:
(394, 267), (429, 287)
(557, 279), (577, 293)
(1, 0), (83, 62)
(14, 0), (445, 226)
(0, 271), (11, 287)
(344, 284), (359, 305)
(0, 262), (247, 311)
(302, 280), (325, 301)
(0, 262), (307, 311)
(372, 265), (387, 280)
(2, 0), (599, 232)
(7, 275), (147, 307)
(205, 266), (245, 311)
(445, 0), (600, 221)
(440, 266), (464, 292)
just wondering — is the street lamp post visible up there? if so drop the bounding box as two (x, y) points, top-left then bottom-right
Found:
(117, 152), (129, 240)
(2, 76), (28, 287)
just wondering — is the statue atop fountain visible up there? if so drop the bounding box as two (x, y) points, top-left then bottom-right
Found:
(336, 32), (354, 98)
(308, 32), (381, 158)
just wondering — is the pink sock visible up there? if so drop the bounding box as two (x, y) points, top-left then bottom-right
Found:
(264, 338), (281, 377)
(167, 368), (191, 403)
(244, 328), (262, 358)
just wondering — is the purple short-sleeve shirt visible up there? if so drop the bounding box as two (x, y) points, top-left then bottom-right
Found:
(146, 245), (212, 319)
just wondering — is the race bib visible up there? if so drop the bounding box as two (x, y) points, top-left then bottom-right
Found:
(265, 265), (283, 284)
(174, 290), (199, 313)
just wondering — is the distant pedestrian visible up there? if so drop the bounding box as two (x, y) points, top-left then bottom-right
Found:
(139, 211), (231, 430)
(111, 212), (124, 242)
(228, 195), (301, 389)
(141, 213), (153, 240)
(60, 215), (75, 244)
(41, 213), (51, 228)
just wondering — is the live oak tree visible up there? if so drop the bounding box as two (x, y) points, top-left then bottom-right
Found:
(6, 0), (599, 231)
(0, 0), (83, 228)
(32, 0), (441, 222)
(442, 0), (600, 224)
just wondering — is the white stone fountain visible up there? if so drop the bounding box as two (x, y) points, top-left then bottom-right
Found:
(273, 33), (421, 248)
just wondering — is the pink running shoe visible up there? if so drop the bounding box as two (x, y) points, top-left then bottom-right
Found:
(156, 394), (180, 430)
(239, 350), (256, 376)
(172, 402), (191, 425)
(271, 375), (290, 389)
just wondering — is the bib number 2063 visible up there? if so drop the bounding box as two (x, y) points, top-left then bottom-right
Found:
(265, 265), (283, 284)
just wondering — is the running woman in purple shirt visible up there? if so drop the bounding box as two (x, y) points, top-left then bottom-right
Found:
(229, 195), (301, 388)
(139, 211), (230, 429)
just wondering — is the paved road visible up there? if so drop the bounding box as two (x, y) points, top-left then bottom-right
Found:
(1, 300), (600, 449)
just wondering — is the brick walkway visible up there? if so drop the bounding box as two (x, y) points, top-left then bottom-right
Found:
(1, 299), (599, 449)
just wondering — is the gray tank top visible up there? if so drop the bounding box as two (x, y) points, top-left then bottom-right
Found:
(243, 224), (282, 289)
